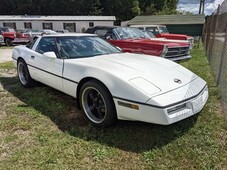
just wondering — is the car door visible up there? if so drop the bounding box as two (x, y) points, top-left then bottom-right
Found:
(30, 37), (64, 91)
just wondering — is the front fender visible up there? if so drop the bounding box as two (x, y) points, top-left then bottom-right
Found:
(63, 60), (150, 103)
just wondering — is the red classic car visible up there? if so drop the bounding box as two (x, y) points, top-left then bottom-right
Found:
(0, 27), (29, 46)
(86, 26), (191, 62)
(130, 25), (194, 46)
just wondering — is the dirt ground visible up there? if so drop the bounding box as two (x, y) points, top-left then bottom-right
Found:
(0, 48), (13, 63)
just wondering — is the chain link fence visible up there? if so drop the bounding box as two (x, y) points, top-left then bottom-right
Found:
(202, 1), (227, 121)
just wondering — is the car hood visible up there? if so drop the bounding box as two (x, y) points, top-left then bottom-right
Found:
(122, 38), (188, 48)
(94, 53), (197, 96)
(159, 33), (192, 39)
(150, 38), (189, 44)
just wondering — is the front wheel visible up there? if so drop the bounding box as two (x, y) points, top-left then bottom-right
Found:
(79, 80), (117, 127)
(17, 59), (34, 87)
(5, 38), (12, 46)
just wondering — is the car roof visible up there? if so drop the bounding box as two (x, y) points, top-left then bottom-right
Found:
(130, 25), (166, 27)
(56, 29), (68, 31)
(89, 26), (118, 29)
(87, 26), (139, 30)
(86, 26), (143, 33)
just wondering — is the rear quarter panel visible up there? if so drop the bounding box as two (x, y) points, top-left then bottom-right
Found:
(12, 46), (37, 76)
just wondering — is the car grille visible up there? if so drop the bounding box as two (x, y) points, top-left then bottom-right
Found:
(165, 46), (190, 59)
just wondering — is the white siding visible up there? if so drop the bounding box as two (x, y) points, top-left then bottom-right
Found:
(0, 16), (115, 32)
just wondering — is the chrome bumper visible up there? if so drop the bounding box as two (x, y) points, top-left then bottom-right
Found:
(166, 55), (192, 62)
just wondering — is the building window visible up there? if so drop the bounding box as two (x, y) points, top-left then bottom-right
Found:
(3, 22), (16, 29)
(24, 22), (32, 29)
(63, 23), (76, 32)
(89, 22), (94, 27)
(42, 23), (53, 30)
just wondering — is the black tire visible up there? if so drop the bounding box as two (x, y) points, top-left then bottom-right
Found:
(5, 38), (12, 46)
(17, 59), (35, 88)
(79, 80), (117, 127)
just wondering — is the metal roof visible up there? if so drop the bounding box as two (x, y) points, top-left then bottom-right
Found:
(0, 15), (116, 21)
(127, 14), (205, 25)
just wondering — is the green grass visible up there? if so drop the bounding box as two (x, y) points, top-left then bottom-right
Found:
(0, 45), (226, 169)
(0, 46), (14, 49)
(0, 61), (15, 69)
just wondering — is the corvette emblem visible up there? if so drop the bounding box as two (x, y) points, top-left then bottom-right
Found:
(174, 78), (182, 84)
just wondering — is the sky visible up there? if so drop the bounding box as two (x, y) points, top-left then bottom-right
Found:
(177, 0), (225, 15)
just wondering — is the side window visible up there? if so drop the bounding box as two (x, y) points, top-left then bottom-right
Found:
(95, 29), (108, 38)
(26, 38), (38, 49)
(104, 30), (116, 40)
(35, 37), (58, 55)
(89, 22), (94, 27)
(146, 27), (158, 35)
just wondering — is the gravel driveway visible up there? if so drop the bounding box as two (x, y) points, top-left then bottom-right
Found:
(0, 48), (13, 63)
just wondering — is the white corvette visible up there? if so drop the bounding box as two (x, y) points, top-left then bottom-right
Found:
(12, 34), (208, 127)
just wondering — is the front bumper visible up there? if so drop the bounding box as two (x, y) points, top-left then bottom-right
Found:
(114, 85), (208, 125)
(166, 55), (192, 63)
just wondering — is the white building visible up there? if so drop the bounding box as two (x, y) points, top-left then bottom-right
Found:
(0, 15), (116, 32)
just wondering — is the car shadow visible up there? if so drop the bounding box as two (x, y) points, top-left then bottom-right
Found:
(0, 76), (199, 153)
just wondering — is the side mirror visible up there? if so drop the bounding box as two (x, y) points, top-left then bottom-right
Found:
(43, 51), (57, 59)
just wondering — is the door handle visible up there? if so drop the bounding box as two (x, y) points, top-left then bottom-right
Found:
(31, 56), (35, 59)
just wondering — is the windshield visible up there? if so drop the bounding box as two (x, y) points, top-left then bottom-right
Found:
(141, 30), (156, 38)
(159, 26), (169, 33)
(114, 27), (150, 40)
(1, 28), (15, 32)
(8, 28), (15, 32)
(56, 36), (122, 59)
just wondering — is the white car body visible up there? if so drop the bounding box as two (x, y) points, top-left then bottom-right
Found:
(0, 35), (4, 44)
(12, 34), (208, 126)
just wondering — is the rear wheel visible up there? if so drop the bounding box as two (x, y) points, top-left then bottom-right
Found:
(5, 38), (12, 46)
(79, 80), (117, 127)
(17, 59), (34, 87)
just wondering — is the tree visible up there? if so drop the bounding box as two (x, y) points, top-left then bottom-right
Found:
(81, 0), (103, 15)
(0, 0), (179, 23)
(143, 3), (157, 15)
(100, 0), (140, 24)
(138, 0), (179, 15)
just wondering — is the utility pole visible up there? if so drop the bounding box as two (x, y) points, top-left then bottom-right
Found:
(198, 0), (206, 48)
(199, 0), (205, 14)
